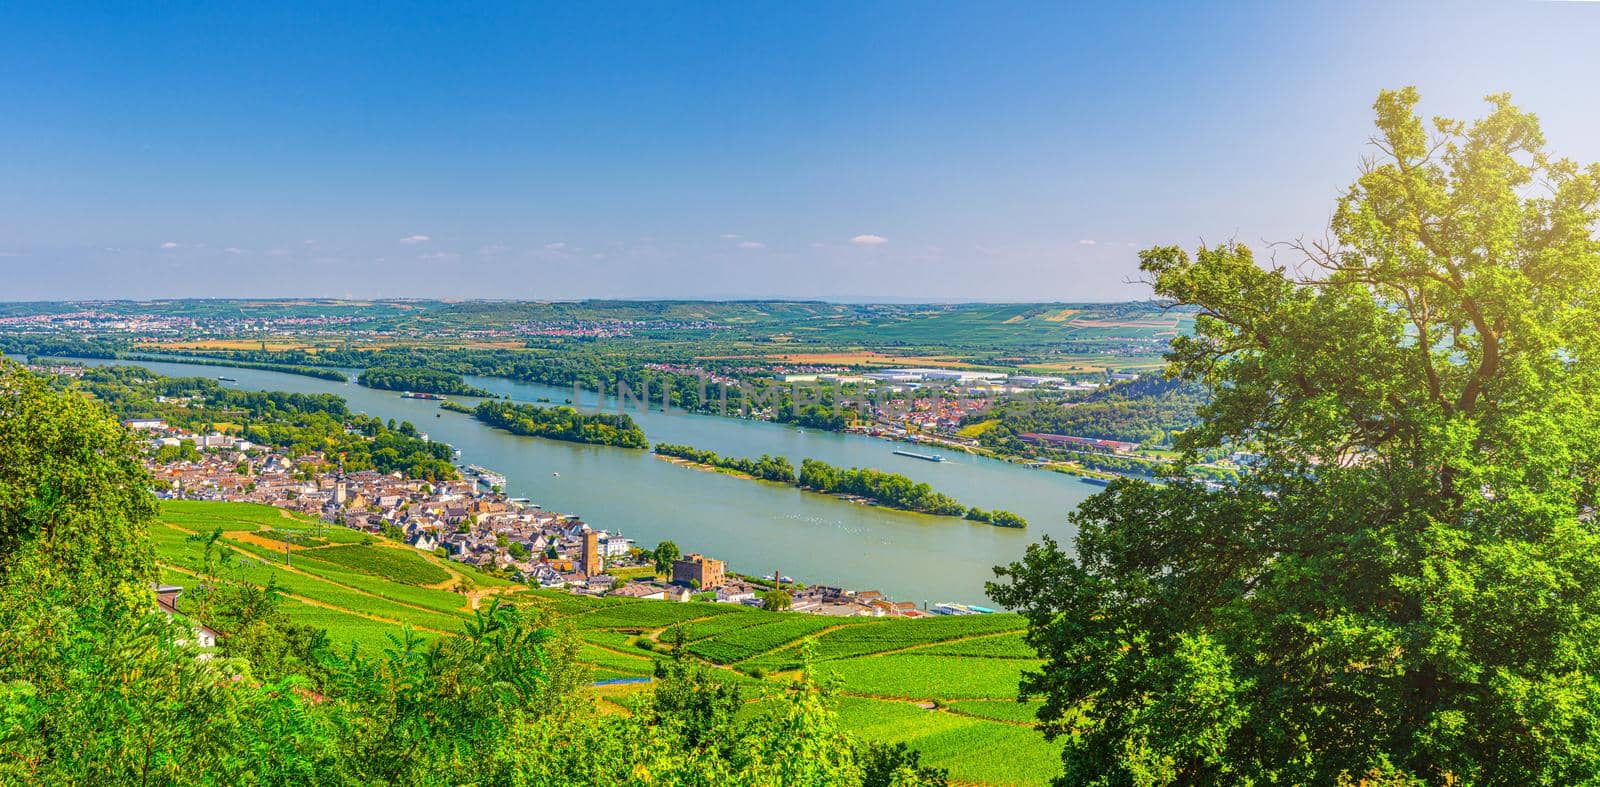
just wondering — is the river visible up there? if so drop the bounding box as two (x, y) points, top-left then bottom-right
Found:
(59, 357), (1099, 604)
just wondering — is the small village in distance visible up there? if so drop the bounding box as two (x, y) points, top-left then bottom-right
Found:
(126, 413), (990, 618)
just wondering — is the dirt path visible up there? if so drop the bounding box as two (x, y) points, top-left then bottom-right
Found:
(466, 585), (521, 610)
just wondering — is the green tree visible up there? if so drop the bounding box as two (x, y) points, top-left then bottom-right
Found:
(990, 89), (1600, 784)
(761, 588), (792, 612)
(653, 540), (681, 576)
(861, 741), (949, 787)
(652, 637), (744, 753)
(0, 361), (157, 608)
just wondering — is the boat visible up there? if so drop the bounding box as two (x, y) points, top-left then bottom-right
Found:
(893, 449), (946, 463)
(551, 472), (560, 477)
(1080, 476), (1111, 486)
(400, 391), (442, 400)
(462, 464), (506, 486)
(216, 376), (237, 382)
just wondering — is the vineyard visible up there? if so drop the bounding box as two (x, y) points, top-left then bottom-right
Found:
(154, 500), (1062, 785)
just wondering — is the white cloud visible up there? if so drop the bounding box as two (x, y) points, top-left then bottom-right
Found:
(0, 251), (22, 258)
(224, 247), (245, 255)
(720, 233), (741, 239)
(399, 234), (431, 245)
(1078, 239), (1097, 246)
(478, 244), (508, 256)
(267, 248), (291, 257)
(850, 234), (888, 246)
(544, 241), (567, 250)
(1126, 242), (1137, 248)
(738, 241), (766, 250)
(419, 251), (459, 262)
(160, 241), (181, 249)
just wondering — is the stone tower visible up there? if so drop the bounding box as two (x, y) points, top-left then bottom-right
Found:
(581, 530), (602, 577)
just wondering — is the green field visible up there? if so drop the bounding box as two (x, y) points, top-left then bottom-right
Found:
(298, 544), (453, 585)
(153, 499), (1060, 785)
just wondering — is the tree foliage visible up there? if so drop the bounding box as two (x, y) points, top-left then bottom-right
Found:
(991, 89), (1600, 783)
(473, 400), (648, 448)
(0, 364), (949, 785)
(65, 366), (460, 480)
(654, 442), (798, 483)
(799, 458), (975, 518)
(652, 540), (682, 576)
(0, 361), (157, 608)
(762, 588), (793, 612)
(357, 366), (492, 397)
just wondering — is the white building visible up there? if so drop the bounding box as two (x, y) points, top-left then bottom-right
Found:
(597, 532), (634, 558)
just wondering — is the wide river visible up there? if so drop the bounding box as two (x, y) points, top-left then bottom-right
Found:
(64, 357), (1099, 603)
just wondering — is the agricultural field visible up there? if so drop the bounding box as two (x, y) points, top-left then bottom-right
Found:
(683, 614), (865, 664)
(910, 631), (1038, 659)
(300, 544), (453, 586)
(153, 499), (1062, 785)
(835, 696), (1063, 786)
(826, 655), (1039, 700)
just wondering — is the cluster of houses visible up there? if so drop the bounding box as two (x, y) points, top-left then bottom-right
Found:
(134, 419), (945, 618)
(132, 418), (643, 582)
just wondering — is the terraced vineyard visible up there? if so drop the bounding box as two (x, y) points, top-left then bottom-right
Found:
(153, 500), (1063, 785)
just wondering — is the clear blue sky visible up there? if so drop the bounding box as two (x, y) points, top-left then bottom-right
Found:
(2, 1), (1597, 301)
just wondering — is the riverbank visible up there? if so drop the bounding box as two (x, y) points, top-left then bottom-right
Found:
(97, 348), (1166, 484)
(654, 444), (1028, 528)
(116, 353), (350, 381)
(40, 354), (1094, 604)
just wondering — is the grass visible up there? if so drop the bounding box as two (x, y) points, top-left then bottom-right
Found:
(909, 632), (1038, 659)
(803, 613), (1026, 661)
(159, 499), (294, 531)
(297, 544), (452, 586)
(607, 565), (657, 581)
(667, 609), (773, 641)
(835, 697), (1063, 787)
(946, 699), (1047, 725)
(277, 597), (433, 651)
(151, 500), (1057, 785)
(687, 615), (864, 664)
(825, 655), (1037, 700)
(578, 644), (659, 676)
(571, 600), (742, 630)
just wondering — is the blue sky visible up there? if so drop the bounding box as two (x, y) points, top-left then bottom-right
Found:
(2, 1), (1598, 301)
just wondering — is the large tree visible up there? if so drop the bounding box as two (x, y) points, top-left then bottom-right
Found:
(0, 361), (157, 607)
(991, 89), (1600, 784)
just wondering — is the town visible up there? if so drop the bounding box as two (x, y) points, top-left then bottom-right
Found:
(130, 415), (989, 618)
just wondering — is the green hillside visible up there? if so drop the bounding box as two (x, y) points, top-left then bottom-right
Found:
(154, 499), (1062, 786)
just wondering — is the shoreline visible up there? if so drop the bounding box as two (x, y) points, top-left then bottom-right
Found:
(652, 451), (1019, 527)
